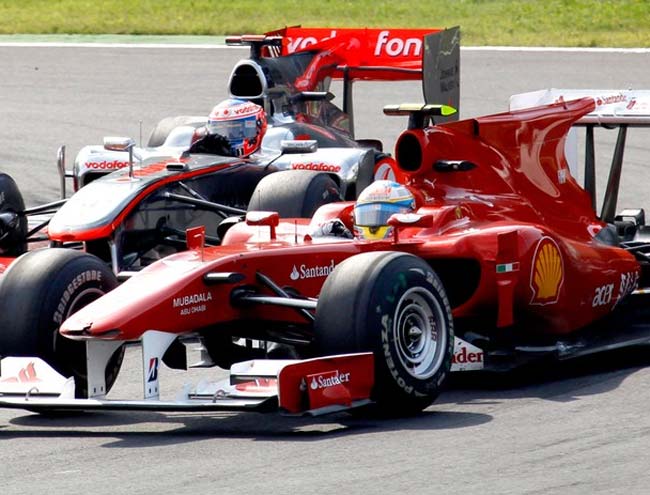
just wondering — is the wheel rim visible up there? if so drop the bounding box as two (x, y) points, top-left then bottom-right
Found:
(393, 287), (447, 380)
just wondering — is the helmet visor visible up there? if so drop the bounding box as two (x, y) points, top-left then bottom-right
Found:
(354, 202), (410, 227)
(208, 115), (258, 140)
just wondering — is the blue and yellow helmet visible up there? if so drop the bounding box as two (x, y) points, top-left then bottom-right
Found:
(353, 180), (415, 240)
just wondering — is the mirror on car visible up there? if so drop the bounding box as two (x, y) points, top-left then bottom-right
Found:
(280, 139), (318, 154)
(103, 136), (136, 152)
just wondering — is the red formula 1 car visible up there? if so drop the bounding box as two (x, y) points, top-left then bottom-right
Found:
(0, 27), (459, 412)
(3, 95), (649, 418)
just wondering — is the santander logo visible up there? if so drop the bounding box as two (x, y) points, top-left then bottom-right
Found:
(310, 371), (351, 390)
(290, 260), (336, 281)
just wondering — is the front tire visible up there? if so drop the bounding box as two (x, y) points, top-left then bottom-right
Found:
(315, 251), (454, 415)
(0, 249), (124, 397)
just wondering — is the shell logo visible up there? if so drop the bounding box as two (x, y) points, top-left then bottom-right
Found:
(530, 237), (564, 305)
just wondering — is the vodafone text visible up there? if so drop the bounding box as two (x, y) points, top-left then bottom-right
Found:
(287, 30), (423, 58)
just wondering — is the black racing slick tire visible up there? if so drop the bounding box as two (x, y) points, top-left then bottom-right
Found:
(0, 173), (27, 256)
(147, 115), (207, 148)
(247, 170), (341, 218)
(315, 251), (454, 415)
(0, 248), (124, 398)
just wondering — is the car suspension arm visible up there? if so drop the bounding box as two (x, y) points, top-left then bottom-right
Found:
(162, 192), (247, 217)
(231, 272), (317, 323)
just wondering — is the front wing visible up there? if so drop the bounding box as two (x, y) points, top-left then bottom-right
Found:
(0, 346), (375, 416)
(0, 328), (486, 417)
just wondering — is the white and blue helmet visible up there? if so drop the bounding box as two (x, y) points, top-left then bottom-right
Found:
(353, 180), (415, 240)
(207, 98), (267, 157)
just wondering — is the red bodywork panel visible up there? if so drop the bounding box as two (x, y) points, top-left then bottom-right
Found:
(60, 98), (641, 342)
(278, 353), (374, 413)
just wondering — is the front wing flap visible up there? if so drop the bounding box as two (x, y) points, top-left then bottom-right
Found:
(0, 353), (374, 416)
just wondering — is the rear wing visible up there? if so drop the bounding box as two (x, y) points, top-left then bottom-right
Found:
(510, 89), (650, 126)
(227, 27), (460, 137)
(267, 26), (460, 114)
(267, 27), (439, 80)
(510, 89), (650, 221)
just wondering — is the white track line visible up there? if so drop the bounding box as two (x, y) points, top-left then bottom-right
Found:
(0, 42), (647, 53)
(465, 46), (650, 53)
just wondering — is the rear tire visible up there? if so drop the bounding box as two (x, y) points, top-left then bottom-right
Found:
(147, 115), (206, 148)
(315, 251), (454, 415)
(247, 170), (341, 218)
(0, 249), (124, 397)
(0, 173), (27, 256)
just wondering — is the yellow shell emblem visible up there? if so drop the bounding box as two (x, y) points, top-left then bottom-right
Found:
(530, 237), (563, 305)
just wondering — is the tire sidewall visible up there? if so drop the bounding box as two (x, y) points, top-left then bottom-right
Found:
(147, 115), (206, 147)
(366, 259), (454, 402)
(41, 254), (119, 376)
(0, 249), (123, 395)
(315, 251), (455, 413)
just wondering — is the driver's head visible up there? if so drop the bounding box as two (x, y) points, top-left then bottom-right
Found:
(207, 99), (267, 157)
(353, 180), (415, 240)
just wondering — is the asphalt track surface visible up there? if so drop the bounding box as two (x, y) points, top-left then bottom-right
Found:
(2, 45), (650, 495)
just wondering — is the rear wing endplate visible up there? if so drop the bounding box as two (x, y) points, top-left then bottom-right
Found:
(510, 89), (650, 221)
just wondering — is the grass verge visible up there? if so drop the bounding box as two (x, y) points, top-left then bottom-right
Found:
(0, 0), (648, 47)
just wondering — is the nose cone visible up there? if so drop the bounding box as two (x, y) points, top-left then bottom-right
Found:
(59, 285), (138, 339)
(59, 250), (227, 341)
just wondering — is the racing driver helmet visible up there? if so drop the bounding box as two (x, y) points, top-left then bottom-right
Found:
(207, 98), (267, 157)
(353, 180), (415, 240)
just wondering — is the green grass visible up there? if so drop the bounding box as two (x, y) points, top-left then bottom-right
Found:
(0, 0), (648, 47)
